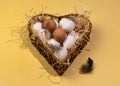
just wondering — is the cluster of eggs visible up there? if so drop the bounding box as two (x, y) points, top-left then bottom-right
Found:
(32, 17), (84, 60)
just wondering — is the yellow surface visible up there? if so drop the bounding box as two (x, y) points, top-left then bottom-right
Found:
(0, 0), (120, 86)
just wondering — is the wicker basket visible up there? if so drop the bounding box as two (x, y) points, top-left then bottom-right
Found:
(28, 13), (92, 75)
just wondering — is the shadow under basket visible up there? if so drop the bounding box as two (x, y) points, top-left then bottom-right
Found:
(28, 13), (92, 76)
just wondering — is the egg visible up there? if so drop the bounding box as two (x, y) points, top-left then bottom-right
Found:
(42, 19), (57, 33)
(32, 22), (43, 34)
(53, 28), (67, 44)
(38, 29), (47, 41)
(59, 18), (75, 32)
(47, 38), (61, 49)
(75, 23), (84, 32)
(54, 47), (67, 60)
(63, 35), (76, 49)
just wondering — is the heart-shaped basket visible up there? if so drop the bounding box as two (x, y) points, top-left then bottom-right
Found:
(28, 13), (92, 75)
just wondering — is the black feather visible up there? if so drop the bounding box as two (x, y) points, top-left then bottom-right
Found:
(79, 57), (94, 74)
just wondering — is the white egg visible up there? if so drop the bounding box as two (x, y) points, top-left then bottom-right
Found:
(59, 18), (68, 26)
(63, 35), (76, 49)
(47, 38), (61, 48)
(54, 47), (67, 60)
(59, 18), (75, 32)
(32, 22), (43, 33)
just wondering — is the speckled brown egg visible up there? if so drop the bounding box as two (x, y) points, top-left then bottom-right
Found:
(53, 28), (67, 44)
(42, 19), (57, 33)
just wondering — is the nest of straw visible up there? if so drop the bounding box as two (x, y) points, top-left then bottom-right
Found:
(28, 13), (92, 75)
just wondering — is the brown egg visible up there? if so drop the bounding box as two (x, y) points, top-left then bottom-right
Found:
(75, 23), (84, 32)
(53, 28), (67, 44)
(42, 19), (57, 33)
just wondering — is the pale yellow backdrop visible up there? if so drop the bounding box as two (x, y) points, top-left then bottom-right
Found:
(0, 0), (120, 86)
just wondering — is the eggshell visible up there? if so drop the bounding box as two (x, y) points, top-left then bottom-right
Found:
(47, 38), (61, 48)
(54, 19), (58, 27)
(42, 19), (57, 33)
(32, 22), (43, 34)
(54, 47), (67, 60)
(59, 18), (75, 32)
(53, 28), (67, 44)
(45, 30), (51, 40)
(59, 18), (68, 26)
(69, 31), (80, 40)
(38, 29), (47, 40)
(69, 31), (76, 36)
(63, 35), (76, 49)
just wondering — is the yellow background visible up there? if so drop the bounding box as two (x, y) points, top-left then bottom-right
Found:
(0, 0), (120, 86)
